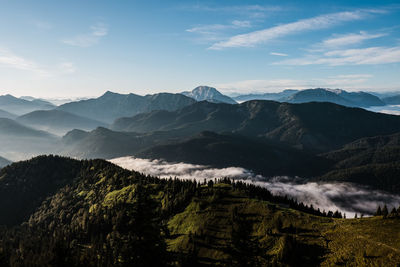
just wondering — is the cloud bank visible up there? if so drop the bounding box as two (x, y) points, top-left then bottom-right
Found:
(110, 157), (400, 217)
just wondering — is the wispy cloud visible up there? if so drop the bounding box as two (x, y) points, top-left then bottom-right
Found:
(209, 10), (383, 50)
(62, 22), (108, 47)
(270, 52), (288, 56)
(186, 20), (251, 42)
(0, 48), (49, 76)
(320, 31), (386, 48)
(0, 48), (76, 77)
(276, 46), (400, 66)
(180, 4), (282, 18)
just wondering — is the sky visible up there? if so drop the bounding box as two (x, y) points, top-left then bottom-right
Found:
(0, 0), (399, 98)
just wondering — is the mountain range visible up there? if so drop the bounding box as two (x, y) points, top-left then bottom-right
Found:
(0, 94), (54, 115)
(282, 88), (385, 107)
(233, 88), (386, 108)
(233, 89), (299, 102)
(111, 100), (400, 152)
(57, 91), (196, 123)
(182, 86), (237, 104)
(57, 98), (400, 193)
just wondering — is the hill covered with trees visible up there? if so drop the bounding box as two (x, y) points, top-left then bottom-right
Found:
(0, 155), (399, 266)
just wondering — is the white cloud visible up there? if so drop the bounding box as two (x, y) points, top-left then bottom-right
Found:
(276, 46), (400, 66)
(0, 48), (49, 76)
(232, 20), (251, 28)
(270, 52), (288, 56)
(321, 31), (386, 48)
(186, 20), (251, 42)
(110, 156), (400, 217)
(62, 22), (108, 47)
(0, 48), (77, 78)
(209, 10), (382, 50)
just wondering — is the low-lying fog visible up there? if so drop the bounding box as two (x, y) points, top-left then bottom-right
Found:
(367, 105), (400, 115)
(110, 156), (400, 218)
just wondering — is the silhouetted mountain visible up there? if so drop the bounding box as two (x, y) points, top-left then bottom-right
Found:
(0, 94), (55, 115)
(383, 94), (400, 105)
(112, 100), (400, 152)
(57, 91), (196, 123)
(0, 156), (11, 168)
(138, 131), (331, 177)
(16, 109), (107, 135)
(233, 89), (299, 102)
(281, 88), (385, 107)
(182, 86), (237, 104)
(0, 109), (17, 119)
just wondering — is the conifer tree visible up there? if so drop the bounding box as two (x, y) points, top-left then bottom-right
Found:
(376, 206), (382, 216)
(382, 205), (389, 217)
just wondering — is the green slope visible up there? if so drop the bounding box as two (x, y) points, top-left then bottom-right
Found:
(0, 156), (399, 266)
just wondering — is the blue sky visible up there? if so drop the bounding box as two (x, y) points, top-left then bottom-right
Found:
(0, 0), (399, 97)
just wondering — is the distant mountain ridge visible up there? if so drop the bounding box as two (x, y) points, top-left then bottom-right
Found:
(182, 86), (237, 104)
(0, 94), (55, 115)
(16, 109), (107, 135)
(57, 91), (196, 123)
(383, 94), (400, 105)
(0, 156), (11, 168)
(282, 88), (385, 107)
(233, 88), (385, 107)
(233, 89), (299, 102)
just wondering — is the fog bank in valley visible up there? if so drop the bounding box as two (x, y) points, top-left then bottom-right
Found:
(110, 157), (400, 217)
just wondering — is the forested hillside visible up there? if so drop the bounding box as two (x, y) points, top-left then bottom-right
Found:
(0, 156), (399, 266)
